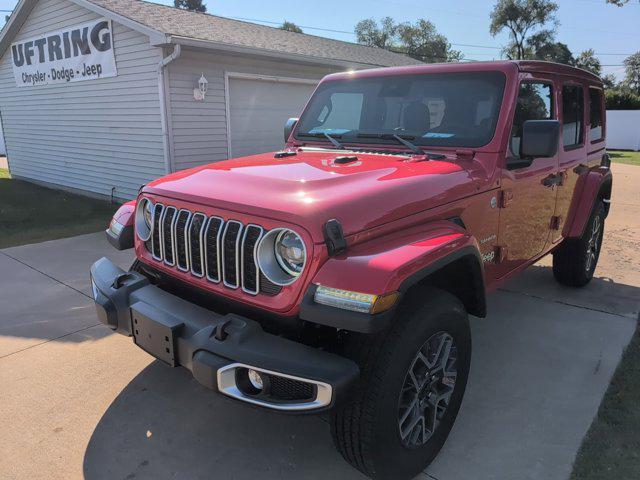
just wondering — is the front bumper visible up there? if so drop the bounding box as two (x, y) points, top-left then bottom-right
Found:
(90, 257), (359, 412)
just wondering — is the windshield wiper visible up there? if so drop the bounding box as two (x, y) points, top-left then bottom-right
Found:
(357, 132), (424, 155)
(297, 131), (344, 149)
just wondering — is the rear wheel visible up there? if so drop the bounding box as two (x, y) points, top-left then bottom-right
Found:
(553, 200), (605, 287)
(331, 287), (471, 480)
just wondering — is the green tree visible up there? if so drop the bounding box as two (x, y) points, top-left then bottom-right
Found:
(502, 31), (572, 64)
(355, 17), (398, 49)
(355, 17), (461, 62)
(280, 21), (303, 33)
(174, 0), (206, 13)
(525, 31), (572, 63)
(490, 0), (559, 60)
(623, 52), (640, 94)
(601, 73), (617, 89)
(573, 49), (602, 76)
(605, 89), (640, 109)
(396, 19), (462, 62)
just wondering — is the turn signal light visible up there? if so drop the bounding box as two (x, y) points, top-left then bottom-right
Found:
(314, 285), (399, 314)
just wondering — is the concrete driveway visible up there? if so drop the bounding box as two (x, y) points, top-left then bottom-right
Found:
(1, 164), (638, 480)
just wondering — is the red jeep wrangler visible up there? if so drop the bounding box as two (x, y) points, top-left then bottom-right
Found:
(92, 61), (611, 479)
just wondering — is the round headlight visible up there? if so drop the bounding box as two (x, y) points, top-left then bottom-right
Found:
(275, 230), (305, 276)
(257, 228), (307, 286)
(143, 201), (152, 228)
(135, 198), (153, 241)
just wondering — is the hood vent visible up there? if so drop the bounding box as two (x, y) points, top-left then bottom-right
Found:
(274, 151), (297, 159)
(333, 155), (359, 165)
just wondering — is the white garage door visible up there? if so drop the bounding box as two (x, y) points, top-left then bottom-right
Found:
(228, 76), (317, 158)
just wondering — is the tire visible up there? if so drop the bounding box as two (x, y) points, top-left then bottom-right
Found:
(330, 287), (471, 480)
(552, 199), (605, 287)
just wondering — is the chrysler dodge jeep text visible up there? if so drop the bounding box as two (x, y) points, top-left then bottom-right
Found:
(92, 61), (611, 479)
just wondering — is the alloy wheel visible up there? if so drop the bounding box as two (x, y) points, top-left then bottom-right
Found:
(397, 331), (457, 448)
(585, 214), (602, 273)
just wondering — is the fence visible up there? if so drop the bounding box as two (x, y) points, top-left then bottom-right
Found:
(606, 110), (640, 151)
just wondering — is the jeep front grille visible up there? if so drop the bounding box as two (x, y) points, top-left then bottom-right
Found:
(148, 203), (281, 296)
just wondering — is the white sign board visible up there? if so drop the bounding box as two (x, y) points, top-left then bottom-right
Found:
(11, 19), (117, 87)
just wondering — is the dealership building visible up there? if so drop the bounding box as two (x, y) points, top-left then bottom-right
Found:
(0, 0), (417, 200)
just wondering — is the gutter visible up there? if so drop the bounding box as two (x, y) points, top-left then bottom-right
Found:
(166, 35), (399, 70)
(158, 43), (181, 174)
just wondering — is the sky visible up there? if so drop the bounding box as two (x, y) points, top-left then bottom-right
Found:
(1, 0), (638, 79)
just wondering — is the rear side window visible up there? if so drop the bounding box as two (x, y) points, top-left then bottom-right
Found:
(589, 88), (604, 142)
(562, 85), (584, 148)
(510, 82), (553, 158)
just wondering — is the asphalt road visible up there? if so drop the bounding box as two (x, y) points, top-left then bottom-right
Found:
(0, 163), (638, 480)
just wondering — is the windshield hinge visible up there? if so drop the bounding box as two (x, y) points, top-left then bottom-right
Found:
(455, 149), (475, 161)
(499, 189), (513, 208)
(494, 245), (508, 264)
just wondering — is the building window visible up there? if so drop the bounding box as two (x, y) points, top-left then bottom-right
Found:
(510, 82), (553, 158)
(562, 85), (584, 148)
(589, 87), (604, 142)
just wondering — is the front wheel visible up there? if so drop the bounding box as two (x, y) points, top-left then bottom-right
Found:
(331, 287), (471, 480)
(553, 200), (605, 287)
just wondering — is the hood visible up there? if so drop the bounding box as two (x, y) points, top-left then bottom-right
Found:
(144, 149), (485, 242)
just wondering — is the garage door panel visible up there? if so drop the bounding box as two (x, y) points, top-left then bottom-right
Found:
(229, 78), (316, 158)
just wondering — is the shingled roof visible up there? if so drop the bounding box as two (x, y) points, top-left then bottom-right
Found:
(77, 0), (419, 67)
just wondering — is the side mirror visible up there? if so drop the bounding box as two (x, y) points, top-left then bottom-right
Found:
(521, 119), (560, 159)
(284, 117), (299, 143)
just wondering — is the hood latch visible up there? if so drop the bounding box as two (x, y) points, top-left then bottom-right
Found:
(324, 219), (347, 256)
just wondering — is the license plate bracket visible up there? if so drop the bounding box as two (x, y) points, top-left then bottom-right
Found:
(131, 301), (184, 366)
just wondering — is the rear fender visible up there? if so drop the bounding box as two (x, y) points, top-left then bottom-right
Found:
(564, 168), (612, 239)
(311, 221), (486, 317)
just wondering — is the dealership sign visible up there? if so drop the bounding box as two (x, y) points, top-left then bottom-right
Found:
(11, 19), (117, 87)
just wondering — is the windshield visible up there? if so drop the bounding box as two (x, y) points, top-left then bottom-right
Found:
(295, 71), (506, 148)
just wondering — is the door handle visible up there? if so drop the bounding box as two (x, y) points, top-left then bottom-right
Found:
(542, 173), (561, 188)
(573, 164), (589, 175)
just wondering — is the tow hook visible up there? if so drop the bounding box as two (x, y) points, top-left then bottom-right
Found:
(111, 272), (137, 289)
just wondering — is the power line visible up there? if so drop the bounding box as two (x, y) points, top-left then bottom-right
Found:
(226, 15), (638, 58)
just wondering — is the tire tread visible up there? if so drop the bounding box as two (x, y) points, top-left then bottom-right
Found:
(331, 288), (468, 478)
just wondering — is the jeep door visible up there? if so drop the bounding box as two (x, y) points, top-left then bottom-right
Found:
(495, 75), (559, 278)
(550, 82), (605, 243)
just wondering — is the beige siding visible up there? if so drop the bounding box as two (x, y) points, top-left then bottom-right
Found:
(168, 49), (339, 171)
(0, 0), (164, 199)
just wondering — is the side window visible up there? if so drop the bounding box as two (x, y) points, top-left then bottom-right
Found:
(562, 85), (584, 148)
(589, 87), (604, 142)
(510, 82), (553, 158)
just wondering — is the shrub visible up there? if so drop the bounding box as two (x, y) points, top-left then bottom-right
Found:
(605, 89), (640, 110)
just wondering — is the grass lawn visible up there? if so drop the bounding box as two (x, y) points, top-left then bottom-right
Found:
(608, 150), (640, 167)
(571, 322), (640, 479)
(0, 168), (119, 249)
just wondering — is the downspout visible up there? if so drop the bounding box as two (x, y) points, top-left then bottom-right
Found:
(158, 43), (181, 174)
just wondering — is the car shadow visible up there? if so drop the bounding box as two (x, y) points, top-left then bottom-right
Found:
(502, 264), (640, 319)
(82, 265), (639, 480)
(82, 359), (366, 480)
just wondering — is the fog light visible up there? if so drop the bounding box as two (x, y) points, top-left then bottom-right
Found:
(248, 369), (264, 391)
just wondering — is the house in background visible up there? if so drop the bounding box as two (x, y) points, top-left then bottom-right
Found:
(0, 119), (5, 156)
(0, 0), (418, 200)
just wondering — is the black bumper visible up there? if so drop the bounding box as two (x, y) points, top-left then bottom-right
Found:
(90, 257), (359, 412)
